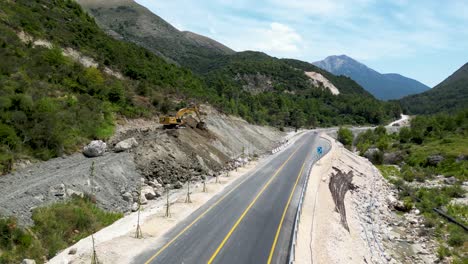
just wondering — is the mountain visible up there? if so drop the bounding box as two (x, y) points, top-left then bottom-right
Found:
(76, 0), (235, 71)
(74, 0), (401, 126)
(313, 55), (430, 100)
(199, 51), (401, 126)
(400, 63), (468, 114)
(0, 0), (401, 174)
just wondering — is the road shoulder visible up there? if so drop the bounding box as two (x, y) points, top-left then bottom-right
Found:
(295, 133), (393, 264)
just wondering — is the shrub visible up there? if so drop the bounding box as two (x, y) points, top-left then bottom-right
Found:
(437, 245), (451, 260)
(32, 196), (123, 258)
(402, 197), (414, 211)
(447, 228), (464, 247)
(337, 127), (353, 147)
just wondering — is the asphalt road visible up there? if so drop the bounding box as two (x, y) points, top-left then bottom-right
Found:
(135, 132), (330, 264)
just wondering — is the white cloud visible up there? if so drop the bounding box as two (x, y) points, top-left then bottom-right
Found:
(136, 0), (468, 86)
(251, 22), (303, 54)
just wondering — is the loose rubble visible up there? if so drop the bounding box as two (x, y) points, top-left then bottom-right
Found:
(0, 105), (285, 225)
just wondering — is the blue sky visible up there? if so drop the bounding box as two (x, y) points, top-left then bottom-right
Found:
(135, 0), (468, 87)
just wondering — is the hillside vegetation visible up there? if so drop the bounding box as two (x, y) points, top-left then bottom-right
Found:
(0, 0), (211, 173)
(400, 63), (468, 114)
(77, 0), (235, 69)
(201, 52), (401, 127)
(353, 110), (468, 263)
(77, 0), (401, 126)
(0, 196), (122, 263)
(0, 0), (400, 174)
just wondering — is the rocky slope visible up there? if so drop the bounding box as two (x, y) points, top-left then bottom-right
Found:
(0, 105), (284, 225)
(314, 55), (430, 100)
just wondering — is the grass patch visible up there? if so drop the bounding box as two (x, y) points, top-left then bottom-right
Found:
(376, 165), (401, 181)
(0, 196), (123, 263)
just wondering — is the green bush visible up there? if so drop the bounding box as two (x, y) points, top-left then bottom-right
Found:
(337, 127), (353, 147)
(402, 197), (414, 212)
(0, 218), (46, 264)
(437, 245), (451, 260)
(447, 228), (464, 247)
(32, 196), (123, 258)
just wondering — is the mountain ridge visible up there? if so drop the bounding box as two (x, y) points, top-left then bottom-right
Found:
(313, 55), (430, 100)
(76, 0), (234, 69)
(400, 63), (468, 114)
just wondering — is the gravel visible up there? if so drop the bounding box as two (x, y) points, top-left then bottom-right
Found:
(0, 152), (139, 225)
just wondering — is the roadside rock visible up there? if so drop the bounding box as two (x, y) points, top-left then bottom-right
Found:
(426, 154), (444, 166)
(114, 137), (138, 152)
(21, 260), (36, 264)
(139, 193), (148, 205)
(383, 151), (404, 165)
(364, 147), (382, 163)
(443, 176), (457, 185)
(141, 185), (158, 200)
(83, 140), (107, 157)
(122, 192), (133, 202)
(66, 188), (84, 198)
(131, 202), (139, 212)
(174, 181), (183, 189)
(364, 147), (380, 159)
(386, 194), (398, 208)
(49, 184), (66, 197)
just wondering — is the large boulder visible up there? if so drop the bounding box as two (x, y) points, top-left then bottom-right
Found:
(364, 148), (379, 159)
(174, 181), (183, 189)
(141, 185), (158, 200)
(83, 140), (107, 157)
(383, 151), (404, 165)
(364, 148), (382, 164)
(444, 176), (457, 185)
(426, 154), (444, 166)
(114, 137), (138, 152)
(121, 192), (133, 202)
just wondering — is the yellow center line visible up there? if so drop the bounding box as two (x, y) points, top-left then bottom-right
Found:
(144, 143), (302, 264)
(207, 144), (305, 264)
(267, 159), (307, 264)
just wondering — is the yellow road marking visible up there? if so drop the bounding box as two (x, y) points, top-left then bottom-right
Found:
(207, 145), (304, 264)
(267, 159), (307, 263)
(144, 144), (301, 264)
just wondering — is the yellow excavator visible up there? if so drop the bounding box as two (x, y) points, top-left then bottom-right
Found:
(159, 105), (207, 129)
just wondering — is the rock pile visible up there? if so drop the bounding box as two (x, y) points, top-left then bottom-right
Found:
(83, 140), (107, 157)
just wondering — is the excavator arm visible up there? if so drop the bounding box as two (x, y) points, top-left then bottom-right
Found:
(160, 105), (207, 129)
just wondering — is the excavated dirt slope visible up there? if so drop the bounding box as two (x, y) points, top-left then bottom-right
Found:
(0, 106), (284, 225)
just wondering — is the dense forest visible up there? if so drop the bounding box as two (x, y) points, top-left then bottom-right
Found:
(200, 52), (401, 126)
(0, 0), (400, 173)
